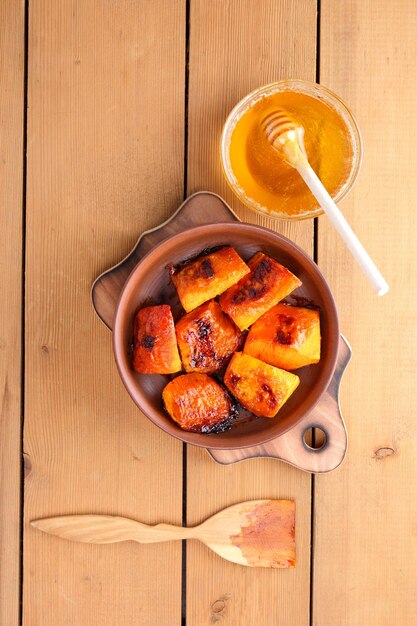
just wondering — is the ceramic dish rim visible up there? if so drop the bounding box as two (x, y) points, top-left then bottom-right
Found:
(112, 222), (340, 449)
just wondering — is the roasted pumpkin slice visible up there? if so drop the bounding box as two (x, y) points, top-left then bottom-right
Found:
(169, 246), (250, 312)
(219, 252), (301, 330)
(175, 300), (243, 374)
(224, 352), (299, 418)
(162, 373), (236, 433)
(133, 305), (181, 374)
(244, 303), (321, 370)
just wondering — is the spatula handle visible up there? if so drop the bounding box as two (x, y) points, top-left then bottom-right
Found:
(31, 515), (195, 544)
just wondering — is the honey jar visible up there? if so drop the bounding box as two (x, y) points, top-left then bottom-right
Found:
(221, 80), (362, 219)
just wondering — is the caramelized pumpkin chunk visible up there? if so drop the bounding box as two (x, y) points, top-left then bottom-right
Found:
(224, 352), (299, 418)
(175, 300), (243, 374)
(162, 373), (236, 433)
(133, 305), (181, 374)
(169, 247), (250, 312)
(219, 252), (301, 330)
(244, 304), (321, 370)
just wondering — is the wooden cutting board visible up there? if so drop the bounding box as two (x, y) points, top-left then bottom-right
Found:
(92, 191), (350, 473)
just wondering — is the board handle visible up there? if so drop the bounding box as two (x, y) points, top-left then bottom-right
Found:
(91, 192), (239, 330)
(92, 192), (349, 474)
(208, 336), (351, 473)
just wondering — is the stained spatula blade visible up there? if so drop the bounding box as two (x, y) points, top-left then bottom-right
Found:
(198, 499), (295, 568)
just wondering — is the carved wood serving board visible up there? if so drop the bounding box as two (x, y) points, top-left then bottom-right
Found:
(92, 192), (349, 473)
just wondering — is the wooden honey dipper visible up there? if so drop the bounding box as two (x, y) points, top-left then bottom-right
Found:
(262, 109), (389, 296)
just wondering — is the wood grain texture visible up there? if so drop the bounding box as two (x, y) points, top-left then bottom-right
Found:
(186, 1), (316, 624)
(0, 1), (25, 625)
(314, 1), (417, 624)
(24, 2), (184, 625)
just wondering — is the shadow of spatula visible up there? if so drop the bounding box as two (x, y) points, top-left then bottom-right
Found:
(32, 499), (295, 568)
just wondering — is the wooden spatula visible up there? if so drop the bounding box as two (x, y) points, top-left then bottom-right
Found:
(31, 499), (295, 568)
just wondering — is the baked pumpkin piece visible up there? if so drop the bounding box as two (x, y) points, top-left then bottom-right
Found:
(224, 352), (299, 418)
(219, 252), (301, 330)
(132, 305), (181, 374)
(169, 246), (250, 313)
(175, 300), (243, 374)
(244, 303), (321, 370)
(162, 373), (236, 433)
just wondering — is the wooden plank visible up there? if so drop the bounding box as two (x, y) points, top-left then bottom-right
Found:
(0, 1), (25, 625)
(314, 1), (417, 624)
(186, 1), (316, 624)
(23, 2), (185, 625)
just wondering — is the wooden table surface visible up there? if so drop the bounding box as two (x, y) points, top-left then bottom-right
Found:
(1, 1), (416, 624)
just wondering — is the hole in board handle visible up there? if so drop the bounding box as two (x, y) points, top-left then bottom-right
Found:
(302, 426), (327, 452)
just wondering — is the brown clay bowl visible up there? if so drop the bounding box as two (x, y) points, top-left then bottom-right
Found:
(113, 222), (339, 449)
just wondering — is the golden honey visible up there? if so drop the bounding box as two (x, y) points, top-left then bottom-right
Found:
(222, 81), (362, 219)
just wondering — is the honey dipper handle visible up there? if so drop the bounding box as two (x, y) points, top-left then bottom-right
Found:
(297, 161), (389, 296)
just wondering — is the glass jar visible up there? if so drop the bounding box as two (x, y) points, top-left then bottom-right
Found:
(221, 79), (363, 220)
